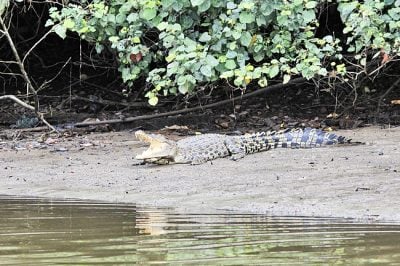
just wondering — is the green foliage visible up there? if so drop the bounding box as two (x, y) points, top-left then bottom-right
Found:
(0, 0), (10, 16)
(47, 0), (400, 105)
(338, 0), (400, 61)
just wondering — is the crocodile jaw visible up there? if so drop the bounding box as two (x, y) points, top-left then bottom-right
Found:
(135, 142), (177, 160)
(135, 130), (178, 164)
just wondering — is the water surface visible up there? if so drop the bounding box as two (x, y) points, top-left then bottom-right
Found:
(0, 196), (399, 265)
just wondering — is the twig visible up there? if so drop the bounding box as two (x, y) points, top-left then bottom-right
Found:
(21, 27), (56, 65)
(75, 77), (305, 127)
(38, 57), (71, 92)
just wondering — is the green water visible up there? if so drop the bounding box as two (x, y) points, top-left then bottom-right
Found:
(0, 197), (399, 265)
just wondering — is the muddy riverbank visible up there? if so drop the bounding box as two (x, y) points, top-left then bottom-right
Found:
(1, 126), (399, 221)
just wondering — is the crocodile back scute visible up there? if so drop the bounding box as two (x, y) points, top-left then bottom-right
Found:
(176, 134), (230, 163)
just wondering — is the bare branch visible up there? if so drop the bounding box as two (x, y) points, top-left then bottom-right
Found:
(0, 71), (24, 77)
(0, 95), (35, 110)
(0, 15), (57, 132)
(38, 57), (71, 92)
(0, 60), (17, 64)
(22, 26), (56, 64)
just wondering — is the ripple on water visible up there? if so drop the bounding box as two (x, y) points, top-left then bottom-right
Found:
(0, 196), (399, 265)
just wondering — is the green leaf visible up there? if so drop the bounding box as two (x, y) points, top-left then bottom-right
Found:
(253, 53), (264, 62)
(268, 65), (279, 78)
(172, 1), (185, 11)
(198, 0), (211, 12)
(177, 75), (187, 86)
(178, 85), (188, 94)
(45, 19), (54, 27)
(234, 76), (244, 86)
(239, 2), (255, 10)
(256, 16), (267, 26)
(199, 32), (211, 42)
(232, 30), (241, 40)
(141, 8), (157, 20)
(338, 2), (358, 21)
(200, 65), (212, 77)
(157, 21), (169, 31)
(220, 70), (234, 79)
(116, 13), (126, 24)
(95, 43), (104, 54)
(108, 36), (119, 43)
(283, 74), (291, 84)
(191, 0), (205, 7)
(302, 10), (315, 23)
(127, 13), (139, 23)
(305, 1), (317, 9)
(53, 24), (67, 39)
(225, 60), (237, 70)
(318, 68), (328, 76)
(226, 50), (237, 59)
(227, 2), (236, 9)
(228, 42), (237, 50)
(0, 0), (9, 16)
(148, 96), (159, 106)
(171, 23), (182, 32)
(388, 7), (400, 20)
(180, 15), (194, 28)
(239, 12), (255, 24)
(165, 53), (176, 62)
(240, 32), (252, 47)
(132, 36), (141, 44)
(258, 77), (268, 87)
(63, 18), (75, 29)
(205, 55), (219, 67)
(162, 0), (175, 8)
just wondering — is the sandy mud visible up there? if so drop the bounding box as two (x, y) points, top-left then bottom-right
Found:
(1, 126), (399, 221)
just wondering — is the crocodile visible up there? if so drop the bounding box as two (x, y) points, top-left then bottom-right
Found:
(135, 127), (356, 165)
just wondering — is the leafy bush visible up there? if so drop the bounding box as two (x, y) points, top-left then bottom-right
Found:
(47, 0), (400, 105)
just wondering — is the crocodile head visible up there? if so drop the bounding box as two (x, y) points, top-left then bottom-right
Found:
(135, 130), (178, 164)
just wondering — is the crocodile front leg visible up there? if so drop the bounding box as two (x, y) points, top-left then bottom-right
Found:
(224, 138), (246, 161)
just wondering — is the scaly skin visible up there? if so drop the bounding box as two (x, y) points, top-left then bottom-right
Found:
(135, 128), (350, 165)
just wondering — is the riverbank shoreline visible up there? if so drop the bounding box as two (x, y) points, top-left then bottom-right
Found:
(1, 126), (399, 221)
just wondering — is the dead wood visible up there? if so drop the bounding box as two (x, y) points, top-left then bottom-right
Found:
(74, 77), (305, 127)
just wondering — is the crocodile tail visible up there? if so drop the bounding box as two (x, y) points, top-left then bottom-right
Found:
(265, 127), (353, 149)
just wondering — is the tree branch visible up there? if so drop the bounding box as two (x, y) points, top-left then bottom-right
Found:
(0, 95), (35, 110)
(75, 77), (305, 127)
(22, 26), (56, 65)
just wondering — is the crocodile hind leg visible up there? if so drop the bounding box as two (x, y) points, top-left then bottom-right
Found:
(224, 138), (246, 161)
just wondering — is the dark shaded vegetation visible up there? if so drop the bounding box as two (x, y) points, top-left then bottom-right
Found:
(0, 1), (399, 132)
